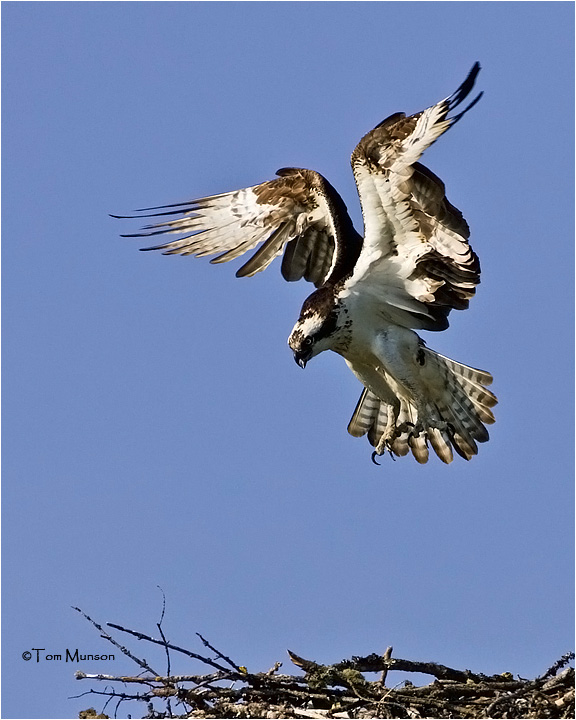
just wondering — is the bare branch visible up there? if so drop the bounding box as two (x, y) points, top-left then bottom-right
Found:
(106, 621), (237, 677)
(75, 608), (574, 719)
(541, 652), (576, 681)
(196, 632), (244, 673)
(72, 607), (161, 678)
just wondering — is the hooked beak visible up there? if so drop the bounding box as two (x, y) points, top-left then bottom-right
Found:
(293, 350), (311, 369)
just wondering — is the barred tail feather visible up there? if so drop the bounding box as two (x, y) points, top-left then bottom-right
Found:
(346, 350), (496, 464)
(423, 347), (496, 460)
(347, 388), (380, 438)
(347, 388), (442, 464)
(427, 427), (454, 464)
(390, 404), (412, 457)
(409, 431), (429, 464)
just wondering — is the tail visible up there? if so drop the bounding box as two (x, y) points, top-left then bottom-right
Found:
(348, 349), (497, 464)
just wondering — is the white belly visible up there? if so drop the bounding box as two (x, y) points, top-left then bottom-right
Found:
(340, 310), (424, 409)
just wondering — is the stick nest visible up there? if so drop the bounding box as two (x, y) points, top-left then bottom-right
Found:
(73, 607), (574, 719)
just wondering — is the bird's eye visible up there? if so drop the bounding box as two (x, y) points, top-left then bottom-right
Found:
(303, 337), (313, 347)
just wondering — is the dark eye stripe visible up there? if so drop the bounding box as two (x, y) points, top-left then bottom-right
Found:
(313, 309), (339, 343)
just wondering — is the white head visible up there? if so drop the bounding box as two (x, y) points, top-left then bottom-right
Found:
(288, 288), (340, 368)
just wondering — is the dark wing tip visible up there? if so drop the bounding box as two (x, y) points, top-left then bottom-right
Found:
(448, 62), (482, 111)
(451, 90), (483, 124)
(120, 233), (157, 238)
(135, 200), (198, 212)
(111, 207), (197, 221)
(139, 243), (170, 252)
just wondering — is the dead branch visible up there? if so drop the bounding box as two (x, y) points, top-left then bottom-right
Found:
(106, 621), (240, 677)
(74, 608), (574, 719)
(72, 607), (161, 678)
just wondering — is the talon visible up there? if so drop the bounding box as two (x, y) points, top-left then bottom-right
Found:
(407, 422), (424, 439)
(396, 421), (414, 435)
(372, 446), (397, 464)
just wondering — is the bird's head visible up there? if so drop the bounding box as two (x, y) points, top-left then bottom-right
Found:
(288, 288), (340, 369)
(288, 322), (321, 368)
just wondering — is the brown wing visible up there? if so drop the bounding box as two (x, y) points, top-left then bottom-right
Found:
(114, 167), (357, 288)
(348, 63), (483, 331)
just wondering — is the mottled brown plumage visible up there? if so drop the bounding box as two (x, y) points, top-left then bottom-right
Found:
(116, 63), (496, 464)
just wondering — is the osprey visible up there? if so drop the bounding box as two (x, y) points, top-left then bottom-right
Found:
(116, 63), (496, 464)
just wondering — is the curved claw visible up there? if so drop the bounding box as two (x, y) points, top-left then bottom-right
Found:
(371, 448), (397, 465)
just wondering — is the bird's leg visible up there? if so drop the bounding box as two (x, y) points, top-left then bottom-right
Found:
(373, 400), (401, 459)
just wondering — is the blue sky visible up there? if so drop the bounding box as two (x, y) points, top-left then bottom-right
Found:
(2, 2), (574, 718)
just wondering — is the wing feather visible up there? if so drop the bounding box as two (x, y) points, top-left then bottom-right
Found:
(115, 168), (356, 288)
(348, 63), (483, 331)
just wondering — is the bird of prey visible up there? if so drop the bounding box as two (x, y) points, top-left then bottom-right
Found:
(116, 63), (496, 464)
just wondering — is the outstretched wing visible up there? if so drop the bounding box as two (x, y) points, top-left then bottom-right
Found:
(348, 62), (483, 331)
(114, 167), (358, 288)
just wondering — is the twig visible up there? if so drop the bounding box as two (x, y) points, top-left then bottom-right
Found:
(75, 671), (225, 685)
(106, 621), (237, 677)
(156, 587), (173, 717)
(540, 652), (575, 681)
(343, 652), (487, 682)
(379, 646), (393, 686)
(196, 632), (244, 673)
(75, 608), (574, 719)
(72, 607), (161, 678)
(156, 586), (171, 677)
(71, 688), (153, 702)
